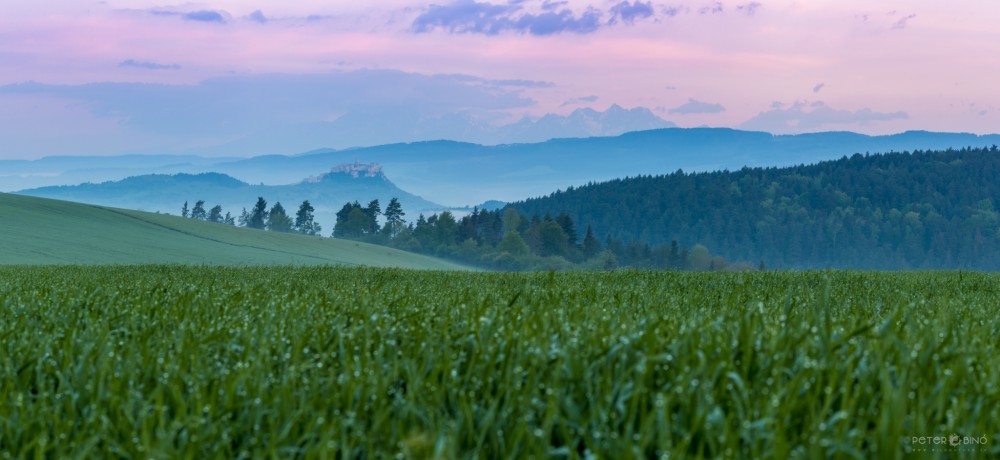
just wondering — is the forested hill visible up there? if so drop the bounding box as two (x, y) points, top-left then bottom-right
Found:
(509, 146), (1000, 270)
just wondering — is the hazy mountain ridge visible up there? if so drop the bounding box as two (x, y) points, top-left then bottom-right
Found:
(497, 105), (675, 142)
(6, 128), (1000, 207)
(17, 168), (444, 233)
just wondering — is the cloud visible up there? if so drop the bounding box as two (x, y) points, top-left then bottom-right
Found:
(698, 2), (724, 15)
(118, 59), (181, 71)
(609, 1), (654, 25)
(736, 2), (762, 16)
(892, 13), (916, 30)
(515, 8), (603, 35)
(741, 100), (908, 133)
(668, 98), (726, 115)
(560, 95), (599, 107)
(246, 10), (268, 24)
(437, 74), (554, 88)
(412, 0), (659, 35)
(411, 1), (523, 35)
(661, 6), (686, 17)
(813, 83), (825, 93)
(150, 9), (228, 23)
(541, 0), (568, 11)
(490, 78), (554, 88)
(183, 10), (226, 23)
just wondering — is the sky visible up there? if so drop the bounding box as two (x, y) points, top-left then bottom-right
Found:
(1, 0), (998, 159)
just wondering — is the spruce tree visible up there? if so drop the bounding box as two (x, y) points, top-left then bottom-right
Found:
(383, 197), (405, 238)
(207, 205), (223, 223)
(267, 202), (293, 233)
(582, 225), (600, 259)
(190, 200), (207, 220)
(365, 199), (381, 234)
(248, 197), (268, 229)
(294, 200), (318, 235)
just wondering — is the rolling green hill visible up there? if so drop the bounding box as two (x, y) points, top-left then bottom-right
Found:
(0, 193), (468, 269)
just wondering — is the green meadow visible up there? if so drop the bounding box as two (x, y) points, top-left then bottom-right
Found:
(1, 266), (997, 458)
(0, 193), (466, 269)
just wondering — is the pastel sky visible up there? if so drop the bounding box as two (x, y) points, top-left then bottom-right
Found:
(1, 0), (998, 159)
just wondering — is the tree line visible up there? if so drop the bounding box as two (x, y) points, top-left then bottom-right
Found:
(181, 198), (322, 235)
(329, 199), (743, 271)
(180, 196), (743, 271)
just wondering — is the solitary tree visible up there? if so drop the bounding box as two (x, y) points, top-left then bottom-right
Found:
(499, 231), (530, 256)
(538, 219), (569, 257)
(689, 244), (711, 271)
(336, 207), (370, 238)
(432, 211), (458, 248)
(501, 208), (521, 235)
(190, 200), (207, 220)
(555, 212), (578, 246)
(267, 202), (293, 233)
(181, 201), (189, 218)
(207, 205), (223, 223)
(248, 197), (268, 229)
(364, 199), (381, 234)
(333, 201), (363, 238)
(582, 225), (601, 259)
(294, 200), (320, 235)
(383, 197), (406, 238)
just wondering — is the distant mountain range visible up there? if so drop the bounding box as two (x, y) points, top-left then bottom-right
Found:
(17, 165), (443, 232)
(5, 128), (1000, 206)
(182, 104), (675, 157)
(493, 104), (675, 143)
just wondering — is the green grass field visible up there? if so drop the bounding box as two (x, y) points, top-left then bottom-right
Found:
(0, 193), (466, 269)
(1, 266), (997, 458)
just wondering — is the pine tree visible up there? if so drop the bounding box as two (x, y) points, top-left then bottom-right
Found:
(383, 197), (406, 238)
(207, 205), (223, 223)
(501, 208), (521, 235)
(294, 200), (319, 235)
(267, 202), (293, 233)
(181, 201), (189, 218)
(499, 231), (530, 256)
(190, 200), (207, 220)
(538, 219), (569, 257)
(365, 199), (381, 234)
(333, 202), (363, 238)
(555, 212), (578, 246)
(248, 197), (268, 229)
(582, 225), (600, 259)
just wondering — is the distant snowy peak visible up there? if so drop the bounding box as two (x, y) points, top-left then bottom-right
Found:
(502, 105), (675, 142)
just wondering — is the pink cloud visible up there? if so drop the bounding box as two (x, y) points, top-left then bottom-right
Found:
(0, 0), (997, 142)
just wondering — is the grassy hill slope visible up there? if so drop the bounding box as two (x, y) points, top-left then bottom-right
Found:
(0, 193), (467, 269)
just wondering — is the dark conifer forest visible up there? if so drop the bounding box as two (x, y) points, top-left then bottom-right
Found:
(509, 146), (1000, 270)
